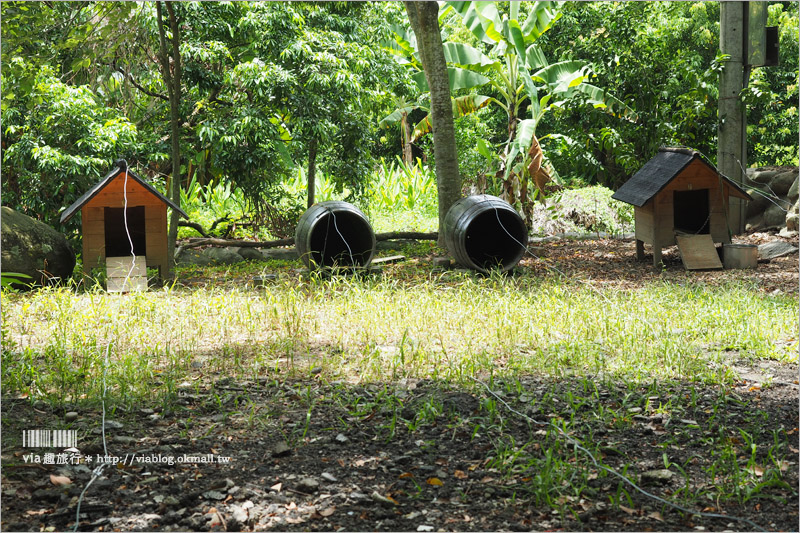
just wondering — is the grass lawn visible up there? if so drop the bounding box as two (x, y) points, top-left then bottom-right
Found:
(1, 237), (797, 531)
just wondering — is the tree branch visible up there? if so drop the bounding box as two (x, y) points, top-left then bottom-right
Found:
(178, 232), (439, 251)
(118, 67), (169, 101)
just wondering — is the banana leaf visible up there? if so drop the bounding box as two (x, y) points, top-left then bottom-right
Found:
(413, 67), (490, 93)
(411, 94), (493, 141)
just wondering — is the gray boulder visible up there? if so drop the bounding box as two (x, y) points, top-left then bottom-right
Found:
(788, 177), (799, 203)
(750, 169), (779, 185)
(763, 203), (788, 228)
(771, 170), (798, 196)
(745, 213), (765, 232)
(262, 248), (299, 261)
(786, 200), (799, 232)
(1, 207), (75, 287)
(203, 247), (243, 265)
(234, 247), (265, 261)
(175, 248), (211, 266)
(745, 188), (770, 217)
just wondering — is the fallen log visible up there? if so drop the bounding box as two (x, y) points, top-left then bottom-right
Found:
(177, 231), (438, 251)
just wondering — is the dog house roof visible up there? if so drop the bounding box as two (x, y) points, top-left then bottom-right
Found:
(60, 160), (188, 223)
(612, 147), (752, 207)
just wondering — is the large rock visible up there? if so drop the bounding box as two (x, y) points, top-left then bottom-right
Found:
(175, 249), (211, 266)
(788, 177), (799, 203)
(745, 188), (771, 218)
(763, 203), (788, 228)
(262, 248), (299, 261)
(203, 247), (243, 265)
(771, 170), (798, 196)
(234, 247), (265, 261)
(1, 207), (75, 287)
(750, 169), (780, 185)
(786, 200), (799, 232)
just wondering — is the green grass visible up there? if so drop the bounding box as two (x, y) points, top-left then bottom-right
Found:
(2, 268), (796, 409)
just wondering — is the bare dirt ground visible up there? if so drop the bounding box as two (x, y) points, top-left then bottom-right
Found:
(2, 233), (797, 532)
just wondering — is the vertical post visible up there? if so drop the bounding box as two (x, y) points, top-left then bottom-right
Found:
(718, 1), (747, 235)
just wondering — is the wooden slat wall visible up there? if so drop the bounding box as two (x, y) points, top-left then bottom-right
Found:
(144, 205), (168, 271)
(80, 172), (172, 277)
(634, 205), (654, 245)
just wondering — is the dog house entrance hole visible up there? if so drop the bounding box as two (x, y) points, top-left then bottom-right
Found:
(673, 189), (710, 234)
(105, 206), (147, 256)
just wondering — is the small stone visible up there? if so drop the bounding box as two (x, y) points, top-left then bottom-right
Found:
(321, 472), (338, 482)
(271, 441), (292, 458)
(310, 366), (323, 375)
(65, 411), (79, 423)
(103, 420), (123, 430)
(202, 490), (226, 501)
(417, 526), (434, 532)
(229, 505), (249, 527)
(148, 413), (161, 422)
(335, 433), (349, 444)
(191, 361), (203, 369)
(139, 408), (155, 415)
(640, 469), (674, 485)
(627, 407), (642, 414)
(112, 435), (137, 445)
(296, 477), (320, 494)
(370, 491), (396, 506)
(432, 257), (451, 269)
(163, 496), (180, 507)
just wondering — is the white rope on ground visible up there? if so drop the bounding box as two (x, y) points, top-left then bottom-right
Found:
(72, 160), (139, 531)
(472, 378), (767, 532)
(484, 202), (767, 531)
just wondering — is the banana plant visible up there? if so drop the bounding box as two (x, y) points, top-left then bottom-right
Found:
(445, 1), (637, 220)
(380, 22), (494, 162)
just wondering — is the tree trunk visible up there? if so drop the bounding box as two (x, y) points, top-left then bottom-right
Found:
(405, 1), (461, 247)
(401, 112), (413, 165)
(307, 138), (318, 208)
(156, 2), (182, 280)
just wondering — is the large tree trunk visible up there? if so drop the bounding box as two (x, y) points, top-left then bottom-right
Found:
(156, 2), (182, 280)
(405, 1), (461, 247)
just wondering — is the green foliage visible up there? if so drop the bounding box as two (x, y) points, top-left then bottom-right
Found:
(1, 62), (139, 230)
(547, 186), (634, 235)
(745, 2), (799, 167)
(540, 1), (798, 186)
(370, 157), (438, 213)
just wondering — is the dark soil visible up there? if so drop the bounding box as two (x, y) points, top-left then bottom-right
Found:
(2, 366), (798, 532)
(2, 233), (797, 532)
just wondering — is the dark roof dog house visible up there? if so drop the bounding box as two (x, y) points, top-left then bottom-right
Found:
(60, 161), (187, 279)
(612, 147), (751, 267)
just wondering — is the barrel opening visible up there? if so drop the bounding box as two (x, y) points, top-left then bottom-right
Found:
(464, 209), (527, 270)
(308, 210), (373, 268)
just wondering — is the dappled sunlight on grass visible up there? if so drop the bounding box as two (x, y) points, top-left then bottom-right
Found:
(2, 267), (796, 408)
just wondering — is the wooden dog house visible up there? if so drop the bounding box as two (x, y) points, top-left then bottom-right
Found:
(60, 160), (187, 279)
(612, 147), (751, 267)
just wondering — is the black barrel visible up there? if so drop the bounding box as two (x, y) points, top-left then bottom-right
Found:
(295, 201), (376, 269)
(443, 195), (527, 273)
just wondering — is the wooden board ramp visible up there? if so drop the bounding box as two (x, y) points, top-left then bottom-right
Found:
(675, 234), (722, 270)
(107, 256), (148, 292)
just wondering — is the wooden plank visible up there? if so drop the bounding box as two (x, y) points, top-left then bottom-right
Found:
(106, 256), (148, 292)
(372, 255), (406, 265)
(675, 234), (723, 270)
(106, 256), (147, 277)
